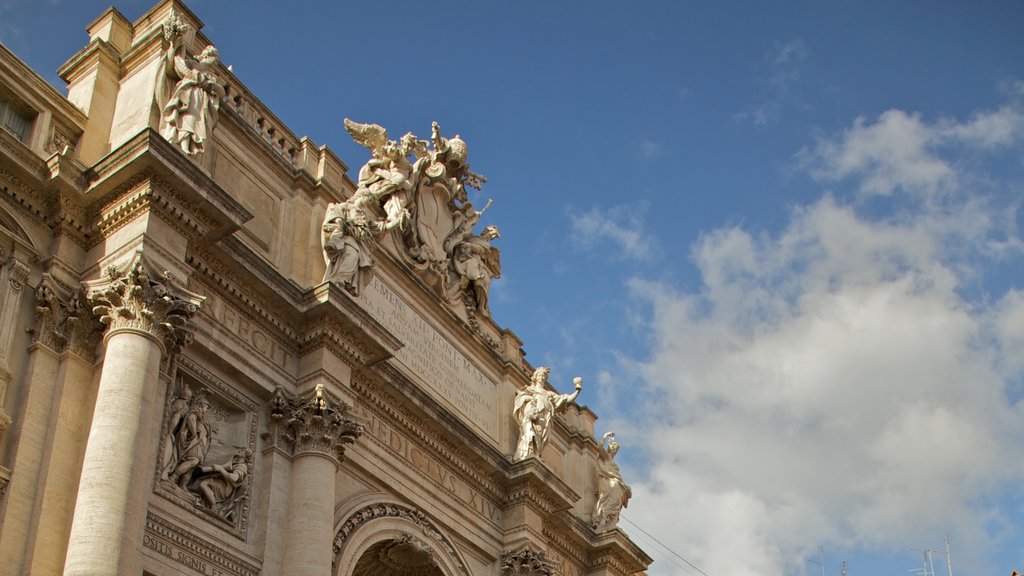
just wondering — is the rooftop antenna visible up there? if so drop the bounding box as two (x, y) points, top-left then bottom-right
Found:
(808, 546), (825, 576)
(944, 535), (953, 576)
(840, 560), (848, 576)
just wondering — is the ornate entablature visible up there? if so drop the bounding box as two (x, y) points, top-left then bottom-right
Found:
(0, 2), (654, 575)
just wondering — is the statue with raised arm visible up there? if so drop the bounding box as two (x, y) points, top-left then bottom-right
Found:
(344, 119), (423, 232)
(512, 368), (582, 461)
(451, 224), (501, 317)
(592, 432), (632, 530)
(160, 28), (225, 157)
(321, 201), (375, 296)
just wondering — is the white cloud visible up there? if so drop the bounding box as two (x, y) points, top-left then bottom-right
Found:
(569, 204), (658, 262)
(798, 104), (1024, 197)
(618, 104), (1024, 576)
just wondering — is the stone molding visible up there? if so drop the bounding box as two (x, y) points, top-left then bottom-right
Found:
(262, 385), (362, 464)
(351, 372), (504, 503)
(144, 511), (260, 576)
(501, 545), (559, 576)
(87, 256), (203, 354)
(332, 502), (470, 576)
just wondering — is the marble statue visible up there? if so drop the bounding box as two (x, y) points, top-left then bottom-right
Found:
(592, 432), (631, 530)
(451, 225), (501, 317)
(512, 368), (582, 461)
(322, 202), (375, 296)
(168, 391), (212, 489)
(160, 385), (193, 481)
(344, 119), (422, 232)
(159, 28), (225, 157)
(193, 448), (251, 521)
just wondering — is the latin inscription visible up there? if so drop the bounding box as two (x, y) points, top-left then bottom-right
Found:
(362, 277), (497, 440)
(144, 534), (222, 576)
(363, 408), (501, 525)
(196, 288), (293, 371)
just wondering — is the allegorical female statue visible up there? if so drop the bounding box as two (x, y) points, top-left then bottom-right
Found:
(592, 432), (632, 530)
(512, 368), (582, 461)
(159, 29), (226, 157)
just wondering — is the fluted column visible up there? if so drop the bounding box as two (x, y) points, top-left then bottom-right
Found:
(264, 385), (362, 576)
(63, 260), (200, 576)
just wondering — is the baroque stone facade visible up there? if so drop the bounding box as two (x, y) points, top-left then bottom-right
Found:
(0, 2), (652, 575)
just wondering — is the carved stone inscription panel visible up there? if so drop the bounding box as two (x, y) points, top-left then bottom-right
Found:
(361, 277), (498, 441)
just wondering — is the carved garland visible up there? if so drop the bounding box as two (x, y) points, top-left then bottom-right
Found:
(332, 503), (471, 576)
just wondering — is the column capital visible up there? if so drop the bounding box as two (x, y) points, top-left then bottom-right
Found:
(87, 256), (203, 354)
(501, 545), (558, 576)
(263, 385), (362, 465)
(30, 281), (103, 360)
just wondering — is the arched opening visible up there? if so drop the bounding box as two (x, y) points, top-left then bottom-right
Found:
(351, 535), (446, 576)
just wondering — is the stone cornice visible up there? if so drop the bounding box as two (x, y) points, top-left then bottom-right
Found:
(503, 458), (580, 516)
(585, 524), (654, 576)
(85, 129), (253, 243)
(352, 369), (506, 504)
(299, 282), (401, 368)
(0, 44), (87, 131)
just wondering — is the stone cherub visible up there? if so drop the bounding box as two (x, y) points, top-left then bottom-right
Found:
(344, 118), (425, 232)
(159, 22), (225, 157)
(512, 368), (582, 461)
(592, 432), (632, 530)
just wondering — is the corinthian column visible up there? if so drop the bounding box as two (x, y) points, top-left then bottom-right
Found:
(63, 260), (201, 576)
(265, 385), (362, 576)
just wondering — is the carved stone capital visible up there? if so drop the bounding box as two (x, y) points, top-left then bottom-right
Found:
(263, 385), (362, 464)
(29, 281), (102, 359)
(88, 258), (202, 354)
(501, 546), (558, 576)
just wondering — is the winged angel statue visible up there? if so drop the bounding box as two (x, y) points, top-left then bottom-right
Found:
(323, 119), (499, 317)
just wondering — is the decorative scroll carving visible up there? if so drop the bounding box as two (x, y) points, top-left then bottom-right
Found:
(88, 257), (202, 353)
(592, 432), (632, 531)
(512, 368), (583, 462)
(159, 13), (225, 158)
(332, 502), (471, 576)
(501, 546), (559, 576)
(262, 384), (362, 463)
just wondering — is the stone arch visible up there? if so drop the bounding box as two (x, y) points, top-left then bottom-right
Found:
(333, 502), (472, 576)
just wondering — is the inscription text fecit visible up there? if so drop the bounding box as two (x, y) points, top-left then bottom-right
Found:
(362, 277), (497, 440)
(196, 288), (293, 371)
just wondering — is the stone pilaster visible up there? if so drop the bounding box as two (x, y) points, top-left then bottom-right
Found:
(264, 385), (362, 576)
(63, 258), (201, 576)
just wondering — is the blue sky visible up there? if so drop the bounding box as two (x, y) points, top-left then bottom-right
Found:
(4, 1), (1024, 575)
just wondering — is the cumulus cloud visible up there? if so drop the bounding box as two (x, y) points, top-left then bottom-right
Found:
(797, 104), (1024, 197)
(619, 102), (1024, 576)
(569, 204), (658, 261)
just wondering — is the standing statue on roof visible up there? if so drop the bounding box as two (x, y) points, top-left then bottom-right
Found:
(159, 17), (225, 157)
(512, 368), (582, 461)
(592, 432), (632, 530)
